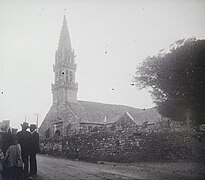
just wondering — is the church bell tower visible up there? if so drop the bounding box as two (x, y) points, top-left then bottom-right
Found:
(52, 15), (78, 104)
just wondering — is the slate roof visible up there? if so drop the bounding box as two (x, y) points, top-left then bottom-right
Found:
(111, 112), (136, 125)
(66, 100), (160, 125)
(39, 100), (161, 138)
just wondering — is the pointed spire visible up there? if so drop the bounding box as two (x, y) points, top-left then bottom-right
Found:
(58, 15), (72, 52)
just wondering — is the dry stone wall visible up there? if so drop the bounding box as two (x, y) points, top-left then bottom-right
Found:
(40, 127), (205, 163)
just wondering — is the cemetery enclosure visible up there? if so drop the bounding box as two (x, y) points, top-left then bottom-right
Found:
(40, 126), (205, 163)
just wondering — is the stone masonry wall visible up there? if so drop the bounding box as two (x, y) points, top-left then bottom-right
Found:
(40, 126), (205, 163)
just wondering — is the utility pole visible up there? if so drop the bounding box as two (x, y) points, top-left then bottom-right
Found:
(35, 113), (39, 129)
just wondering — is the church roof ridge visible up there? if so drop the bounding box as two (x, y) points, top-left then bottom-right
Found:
(64, 100), (158, 124)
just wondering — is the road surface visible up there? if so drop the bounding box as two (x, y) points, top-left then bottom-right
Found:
(36, 154), (205, 180)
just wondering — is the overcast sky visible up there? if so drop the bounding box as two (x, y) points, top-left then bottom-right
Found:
(0, 0), (205, 129)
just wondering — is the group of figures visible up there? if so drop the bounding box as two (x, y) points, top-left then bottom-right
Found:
(0, 122), (40, 180)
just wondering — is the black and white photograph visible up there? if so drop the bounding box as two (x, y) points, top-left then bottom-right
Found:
(0, 0), (205, 179)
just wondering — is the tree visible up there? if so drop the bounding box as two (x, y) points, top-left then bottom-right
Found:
(134, 38), (205, 126)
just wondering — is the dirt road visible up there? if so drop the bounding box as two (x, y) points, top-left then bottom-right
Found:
(36, 154), (205, 180)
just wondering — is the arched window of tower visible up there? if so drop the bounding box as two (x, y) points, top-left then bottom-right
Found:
(66, 70), (69, 81)
(70, 71), (73, 82)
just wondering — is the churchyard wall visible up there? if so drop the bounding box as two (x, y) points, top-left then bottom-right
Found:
(39, 123), (205, 163)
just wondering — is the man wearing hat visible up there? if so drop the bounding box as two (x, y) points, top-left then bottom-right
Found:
(16, 122), (31, 178)
(29, 124), (40, 177)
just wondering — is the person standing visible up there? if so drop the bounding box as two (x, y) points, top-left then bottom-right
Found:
(0, 147), (4, 180)
(5, 135), (23, 180)
(29, 124), (40, 177)
(16, 122), (31, 178)
(0, 131), (13, 180)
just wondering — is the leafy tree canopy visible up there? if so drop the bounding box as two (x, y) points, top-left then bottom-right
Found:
(134, 38), (205, 125)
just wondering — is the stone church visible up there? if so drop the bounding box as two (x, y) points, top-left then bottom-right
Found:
(38, 16), (160, 139)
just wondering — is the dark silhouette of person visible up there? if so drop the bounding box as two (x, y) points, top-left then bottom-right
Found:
(29, 124), (40, 177)
(16, 122), (31, 178)
(0, 131), (13, 180)
(5, 135), (24, 180)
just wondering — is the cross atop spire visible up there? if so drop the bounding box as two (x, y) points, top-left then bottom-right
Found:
(64, 8), (67, 15)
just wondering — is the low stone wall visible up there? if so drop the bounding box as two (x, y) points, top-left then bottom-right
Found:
(40, 128), (205, 163)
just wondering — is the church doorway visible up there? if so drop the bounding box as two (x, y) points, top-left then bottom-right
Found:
(54, 129), (61, 137)
(45, 128), (50, 138)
